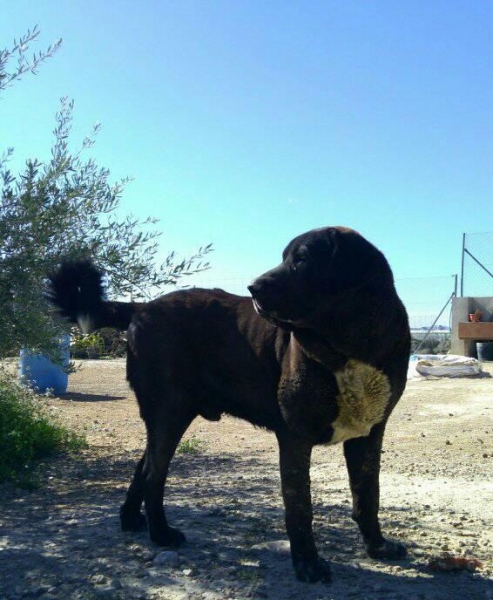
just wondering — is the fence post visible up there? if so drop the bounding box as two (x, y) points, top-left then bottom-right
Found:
(460, 233), (466, 298)
(460, 233), (465, 297)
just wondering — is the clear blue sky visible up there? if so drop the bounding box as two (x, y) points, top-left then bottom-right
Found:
(2, 1), (492, 300)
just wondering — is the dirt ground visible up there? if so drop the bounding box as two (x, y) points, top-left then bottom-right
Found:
(1, 358), (492, 600)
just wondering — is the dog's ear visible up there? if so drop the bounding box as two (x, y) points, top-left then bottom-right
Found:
(321, 227), (392, 292)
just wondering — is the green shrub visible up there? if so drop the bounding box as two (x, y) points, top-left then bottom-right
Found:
(411, 334), (451, 355)
(97, 328), (127, 357)
(70, 331), (105, 358)
(0, 370), (86, 485)
(70, 327), (127, 358)
(177, 436), (204, 455)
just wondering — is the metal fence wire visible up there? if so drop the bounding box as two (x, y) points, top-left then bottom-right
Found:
(189, 273), (457, 334)
(394, 276), (456, 353)
(180, 235), (493, 353)
(394, 276), (456, 330)
(461, 231), (493, 297)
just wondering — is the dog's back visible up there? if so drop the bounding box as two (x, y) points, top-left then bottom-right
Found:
(125, 288), (289, 429)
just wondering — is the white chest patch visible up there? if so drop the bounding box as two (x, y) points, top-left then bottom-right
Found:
(329, 359), (391, 444)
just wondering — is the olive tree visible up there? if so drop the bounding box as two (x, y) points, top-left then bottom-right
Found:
(0, 30), (211, 357)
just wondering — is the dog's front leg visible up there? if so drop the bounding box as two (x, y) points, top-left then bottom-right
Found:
(343, 421), (406, 560)
(276, 431), (331, 583)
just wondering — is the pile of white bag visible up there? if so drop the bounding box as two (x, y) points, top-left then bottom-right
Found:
(408, 354), (483, 379)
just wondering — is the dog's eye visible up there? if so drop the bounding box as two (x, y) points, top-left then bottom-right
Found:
(295, 247), (309, 264)
(290, 248), (309, 273)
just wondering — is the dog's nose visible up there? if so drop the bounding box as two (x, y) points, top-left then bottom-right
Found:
(248, 280), (261, 296)
(249, 272), (278, 298)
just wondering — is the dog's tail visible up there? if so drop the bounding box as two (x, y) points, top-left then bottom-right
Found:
(47, 259), (139, 332)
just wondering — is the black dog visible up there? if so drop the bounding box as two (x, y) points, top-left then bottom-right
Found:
(48, 226), (410, 583)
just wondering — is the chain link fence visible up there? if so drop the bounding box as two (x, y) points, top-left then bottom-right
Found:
(64, 232), (492, 358)
(394, 276), (456, 329)
(185, 273), (251, 296)
(461, 231), (493, 297)
(395, 276), (456, 353)
(189, 272), (457, 353)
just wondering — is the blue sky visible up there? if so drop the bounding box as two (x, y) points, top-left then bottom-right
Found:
(2, 1), (492, 305)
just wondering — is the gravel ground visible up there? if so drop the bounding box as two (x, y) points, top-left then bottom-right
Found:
(0, 358), (492, 600)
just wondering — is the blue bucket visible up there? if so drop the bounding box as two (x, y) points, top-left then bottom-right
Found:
(19, 335), (70, 394)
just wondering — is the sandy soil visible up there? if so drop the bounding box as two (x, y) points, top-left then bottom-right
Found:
(0, 359), (492, 600)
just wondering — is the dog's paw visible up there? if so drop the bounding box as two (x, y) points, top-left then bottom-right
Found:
(120, 510), (147, 532)
(150, 526), (187, 548)
(294, 557), (332, 583)
(366, 539), (407, 560)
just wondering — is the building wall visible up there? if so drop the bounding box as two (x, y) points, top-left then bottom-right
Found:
(451, 296), (493, 356)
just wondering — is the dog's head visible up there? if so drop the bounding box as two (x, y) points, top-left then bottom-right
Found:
(248, 226), (392, 329)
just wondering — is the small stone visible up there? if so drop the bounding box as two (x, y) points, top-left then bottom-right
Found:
(94, 586), (118, 598)
(153, 550), (180, 567)
(32, 585), (50, 597)
(251, 540), (291, 553)
(110, 578), (122, 589)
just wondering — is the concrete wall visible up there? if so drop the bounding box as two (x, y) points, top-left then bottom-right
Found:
(451, 296), (493, 356)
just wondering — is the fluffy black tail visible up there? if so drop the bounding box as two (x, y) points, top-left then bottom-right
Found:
(47, 259), (138, 332)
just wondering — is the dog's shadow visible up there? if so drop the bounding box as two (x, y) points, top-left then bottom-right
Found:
(1, 451), (489, 600)
(58, 392), (127, 402)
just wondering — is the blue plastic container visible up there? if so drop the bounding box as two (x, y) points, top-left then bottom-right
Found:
(19, 335), (70, 394)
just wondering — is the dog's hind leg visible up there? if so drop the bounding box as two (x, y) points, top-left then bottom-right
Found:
(120, 451), (148, 532)
(143, 393), (196, 547)
(343, 422), (407, 560)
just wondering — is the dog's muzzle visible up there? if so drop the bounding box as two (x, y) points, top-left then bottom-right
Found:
(248, 280), (266, 316)
(248, 278), (293, 328)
